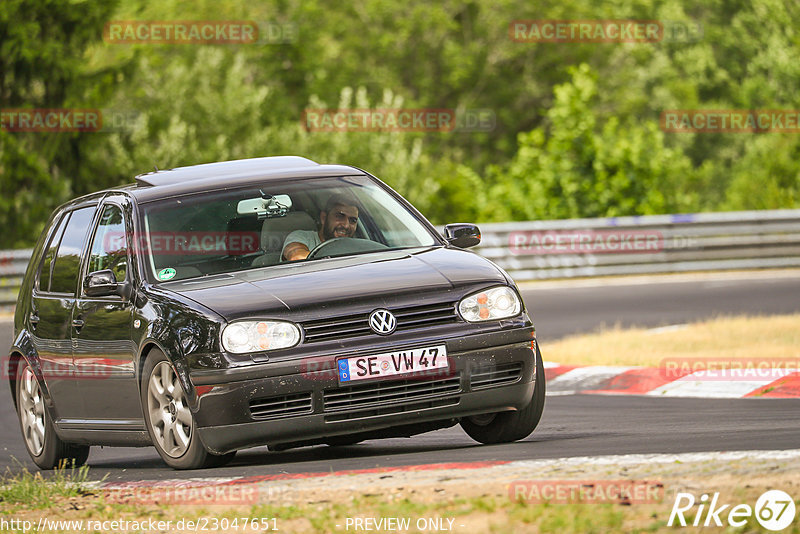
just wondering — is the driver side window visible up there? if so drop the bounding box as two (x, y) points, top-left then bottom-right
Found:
(88, 204), (128, 283)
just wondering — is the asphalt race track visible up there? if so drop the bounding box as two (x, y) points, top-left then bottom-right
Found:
(1, 272), (799, 480)
(3, 393), (800, 483)
(523, 271), (800, 341)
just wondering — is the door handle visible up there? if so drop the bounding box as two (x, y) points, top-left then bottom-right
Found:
(72, 318), (85, 331)
(29, 313), (40, 328)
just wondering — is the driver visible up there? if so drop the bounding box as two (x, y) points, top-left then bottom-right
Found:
(281, 194), (359, 261)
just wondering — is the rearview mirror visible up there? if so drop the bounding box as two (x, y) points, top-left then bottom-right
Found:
(444, 223), (481, 248)
(237, 194), (292, 218)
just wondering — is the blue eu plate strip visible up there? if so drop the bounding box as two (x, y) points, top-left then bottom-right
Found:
(338, 359), (350, 382)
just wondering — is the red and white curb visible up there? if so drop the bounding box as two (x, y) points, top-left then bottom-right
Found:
(91, 450), (800, 493)
(544, 362), (800, 398)
(92, 461), (508, 491)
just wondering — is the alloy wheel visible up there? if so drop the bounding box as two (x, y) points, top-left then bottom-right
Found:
(19, 366), (45, 456)
(146, 362), (193, 457)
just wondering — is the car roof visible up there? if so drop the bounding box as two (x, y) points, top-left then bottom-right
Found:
(113, 156), (366, 203)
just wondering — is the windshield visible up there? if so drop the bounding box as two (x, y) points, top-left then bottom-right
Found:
(139, 175), (439, 282)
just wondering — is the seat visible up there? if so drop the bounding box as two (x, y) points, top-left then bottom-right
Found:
(251, 211), (317, 267)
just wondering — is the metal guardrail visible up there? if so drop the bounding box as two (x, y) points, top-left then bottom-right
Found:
(0, 249), (32, 312)
(472, 209), (800, 281)
(2, 209), (800, 309)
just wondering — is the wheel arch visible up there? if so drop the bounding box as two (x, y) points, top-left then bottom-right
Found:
(136, 339), (200, 411)
(6, 351), (23, 410)
(7, 332), (51, 410)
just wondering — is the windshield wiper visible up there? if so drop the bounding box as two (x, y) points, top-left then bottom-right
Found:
(311, 246), (421, 261)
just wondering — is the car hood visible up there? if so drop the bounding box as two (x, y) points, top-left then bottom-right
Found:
(160, 247), (507, 321)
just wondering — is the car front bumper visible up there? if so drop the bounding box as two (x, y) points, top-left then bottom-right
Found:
(191, 327), (538, 454)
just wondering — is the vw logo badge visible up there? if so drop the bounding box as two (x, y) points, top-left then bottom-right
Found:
(369, 309), (397, 335)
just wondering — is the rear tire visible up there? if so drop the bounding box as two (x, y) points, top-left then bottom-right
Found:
(16, 360), (90, 470)
(141, 349), (225, 469)
(461, 343), (546, 444)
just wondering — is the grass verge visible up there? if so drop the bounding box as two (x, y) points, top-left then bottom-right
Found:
(0, 461), (93, 510)
(541, 313), (800, 367)
(2, 451), (800, 532)
(2, 475), (799, 533)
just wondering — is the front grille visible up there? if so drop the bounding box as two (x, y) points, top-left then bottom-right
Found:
(325, 397), (458, 423)
(469, 362), (523, 390)
(249, 392), (313, 420)
(302, 302), (458, 343)
(323, 375), (462, 413)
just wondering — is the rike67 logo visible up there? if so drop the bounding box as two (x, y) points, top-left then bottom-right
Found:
(669, 490), (796, 531)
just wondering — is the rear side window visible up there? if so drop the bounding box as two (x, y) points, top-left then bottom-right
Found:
(49, 207), (96, 294)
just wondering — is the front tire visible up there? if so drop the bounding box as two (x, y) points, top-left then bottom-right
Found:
(461, 343), (546, 444)
(16, 360), (89, 470)
(141, 349), (232, 469)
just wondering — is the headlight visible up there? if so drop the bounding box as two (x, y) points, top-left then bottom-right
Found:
(221, 320), (301, 354)
(458, 286), (521, 322)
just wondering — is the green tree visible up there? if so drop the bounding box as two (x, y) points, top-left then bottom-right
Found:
(5, 0), (800, 249)
(485, 64), (698, 221)
(0, 0), (119, 247)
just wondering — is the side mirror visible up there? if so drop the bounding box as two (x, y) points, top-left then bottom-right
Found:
(444, 223), (481, 248)
(84, 269), (132, 299)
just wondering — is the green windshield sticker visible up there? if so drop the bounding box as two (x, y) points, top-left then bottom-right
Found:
(157, 268), (176, 281)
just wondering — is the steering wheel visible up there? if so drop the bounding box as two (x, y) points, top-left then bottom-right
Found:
(306, 238), (389, 259)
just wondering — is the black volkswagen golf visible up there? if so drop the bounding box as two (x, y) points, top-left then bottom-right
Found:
(9, 156), (544, 469)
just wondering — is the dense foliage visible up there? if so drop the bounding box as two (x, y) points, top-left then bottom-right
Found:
(1, 0), (799, 247)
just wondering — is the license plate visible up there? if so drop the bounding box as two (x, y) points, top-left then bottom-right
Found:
(337, 345), (448, 383)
